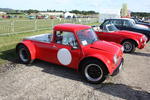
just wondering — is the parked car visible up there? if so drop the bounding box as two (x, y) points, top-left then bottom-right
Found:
(50, 16), (56, 19)
(28, 16), (36, 19)
(131, 18), (150, 28)
(16, 24), (124, 84)
(100, 18), (150, 41)
(36, 15), (44, 19)
(93, 24), (148, 53)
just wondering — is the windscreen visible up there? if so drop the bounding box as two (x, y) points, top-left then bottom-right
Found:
(77, 28), (98, 45)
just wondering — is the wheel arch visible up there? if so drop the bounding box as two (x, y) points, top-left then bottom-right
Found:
(78, 56), (109, 74)
(16, 41), (36, 60)
(121, 39), (139, 47)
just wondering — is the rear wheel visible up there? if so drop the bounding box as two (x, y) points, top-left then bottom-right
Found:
(17, 45), (33, 64)
(81, 60), (108, 84)
(122, 40), (136, 53)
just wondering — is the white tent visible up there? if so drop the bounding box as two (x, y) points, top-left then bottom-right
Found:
(64, 12), (76, 18)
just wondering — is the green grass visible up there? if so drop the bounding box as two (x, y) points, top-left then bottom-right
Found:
(0, 22), (100, 64)
(0, 30), (51, 64)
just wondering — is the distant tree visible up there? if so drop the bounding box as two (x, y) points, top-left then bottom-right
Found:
(70, 10), (98, 15)
(131, 12), (150, 17)
(70, 10), (81, 14)
(0, 8), (14, 13)
(26, 9), (39, 14)
(0, 8), (98, 15)
(47, 9), (64, 12)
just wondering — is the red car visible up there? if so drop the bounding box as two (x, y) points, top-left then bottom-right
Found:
(94, 24), (148, 53)
(16, 24), (124, 84)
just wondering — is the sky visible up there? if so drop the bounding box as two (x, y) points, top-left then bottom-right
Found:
(0, 0), (150, 13)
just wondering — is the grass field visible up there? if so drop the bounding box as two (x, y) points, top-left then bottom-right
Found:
(0, 22), (100, 64)
(0, 30), (51, 64)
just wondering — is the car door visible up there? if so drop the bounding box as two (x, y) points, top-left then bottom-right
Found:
(97, 24), (122, 43)
(33, 40), (58, 63)
(51, 31), (82, 69)
(99, 31), (115, 42)
(96, 25), (113, 41)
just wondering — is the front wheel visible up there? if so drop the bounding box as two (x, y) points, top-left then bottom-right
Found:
(81, 60), (108, 84)
(17, 45), (33, 64)
(122, 40), (136, 53)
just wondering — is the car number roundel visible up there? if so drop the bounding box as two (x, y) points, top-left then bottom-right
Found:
(57, 48), (72, 65)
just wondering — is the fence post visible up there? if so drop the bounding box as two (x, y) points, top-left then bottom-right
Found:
(51, 19), (54, 28)
(11, 20), (15, 33)
(34, 20), (37, 31)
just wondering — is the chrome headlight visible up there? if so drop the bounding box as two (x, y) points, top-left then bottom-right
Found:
(113, 54), (118, 64)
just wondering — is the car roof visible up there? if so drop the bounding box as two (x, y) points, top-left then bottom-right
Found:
(53, 23), (91, 32)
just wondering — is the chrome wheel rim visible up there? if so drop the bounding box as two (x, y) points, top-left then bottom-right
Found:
(123, 42), (132, 52)
(19, 48), (29, 62)
(85, 64), (103, 82)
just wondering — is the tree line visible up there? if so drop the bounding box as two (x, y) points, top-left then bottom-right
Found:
(69, 10), (99, 15)
(0, 8), (99, 15)
(131, 12), (150, 17)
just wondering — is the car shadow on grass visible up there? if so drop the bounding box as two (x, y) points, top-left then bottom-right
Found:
(32, 60), (150, 100)
(0, 48), (18, 63)
(0, 48), (19, 72)
(130, 52), (150, 57)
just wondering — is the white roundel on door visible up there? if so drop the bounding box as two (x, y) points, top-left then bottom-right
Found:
(57, 48), (72, 65)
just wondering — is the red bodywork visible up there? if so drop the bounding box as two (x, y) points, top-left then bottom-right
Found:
(95, 30), (147, 49)
(18, 24), (124, 75)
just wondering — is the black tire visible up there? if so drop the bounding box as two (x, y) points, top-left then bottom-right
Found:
(17, 45), (33, 64)
(122, 40), (136, 53)
(81, 59), (108, 84)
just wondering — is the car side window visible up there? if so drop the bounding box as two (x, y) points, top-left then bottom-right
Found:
(55, 31), (78, 47)
(111, 20), (122, 26)
(102, 20), (110, 27)
(123, 20), (131, 27)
